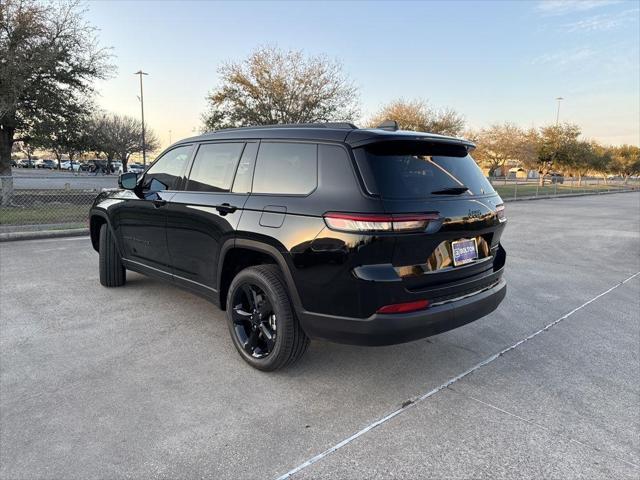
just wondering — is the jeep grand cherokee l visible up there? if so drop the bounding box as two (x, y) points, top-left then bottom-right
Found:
(89, 122), (507, 371)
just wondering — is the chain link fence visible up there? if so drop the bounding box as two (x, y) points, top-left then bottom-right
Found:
(490, 177), (640, 201)
(0, 172), (118, 234)
(1, 172), (639, 235)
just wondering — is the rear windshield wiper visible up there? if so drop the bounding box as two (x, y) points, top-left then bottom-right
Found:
(430, 186), (469, 195)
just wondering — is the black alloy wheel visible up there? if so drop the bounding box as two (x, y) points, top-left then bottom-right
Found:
(231, 283), (277, 358)
(225, 265), (309, 371)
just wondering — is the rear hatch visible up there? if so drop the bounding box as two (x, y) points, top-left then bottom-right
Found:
(353, 140), (506, 296)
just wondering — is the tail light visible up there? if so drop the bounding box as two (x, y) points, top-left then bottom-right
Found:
(377, 299), (430, 314)
(323, 212), (438, 233)
(496, 204), (506, 222)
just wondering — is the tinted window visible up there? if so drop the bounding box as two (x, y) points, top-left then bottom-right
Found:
(187, 143), (244, 192)
(253, 143), (317, 195)
(354, 142), (495, 199)
(144, 145), (192, 191)
(232, 142), (258, 193)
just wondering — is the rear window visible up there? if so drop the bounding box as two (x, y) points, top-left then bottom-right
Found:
(252, 142), (317, 195)
(354, 141), (494, 199)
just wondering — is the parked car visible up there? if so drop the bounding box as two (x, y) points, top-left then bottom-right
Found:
(90, 122), (507, 371)
(38, 159), (58, 169)
(11, 159), (17, 167)
(548, 172), (564, 184)
(60, 161), (81, 172)
(18, 159), (36, 168)
(127, 163), (145, 174)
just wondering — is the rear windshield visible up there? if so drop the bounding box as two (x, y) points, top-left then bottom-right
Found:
(354, 141), (495, 199)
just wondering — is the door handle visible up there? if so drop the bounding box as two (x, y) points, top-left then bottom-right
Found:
(215, 203), (238, 215)
(153, 199), (166, 208)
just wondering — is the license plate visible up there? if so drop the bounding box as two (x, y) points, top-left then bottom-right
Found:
(451, 238), (478, 266)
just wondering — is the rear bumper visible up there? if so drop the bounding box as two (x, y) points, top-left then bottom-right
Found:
(299, 278), (506, 346)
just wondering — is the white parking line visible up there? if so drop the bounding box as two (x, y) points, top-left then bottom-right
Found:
(274, 271), (640, 480)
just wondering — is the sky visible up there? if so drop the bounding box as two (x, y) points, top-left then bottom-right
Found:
(86, 0), (640, 149)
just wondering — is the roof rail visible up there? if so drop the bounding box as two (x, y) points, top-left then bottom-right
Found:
(212, 122), (358, 133)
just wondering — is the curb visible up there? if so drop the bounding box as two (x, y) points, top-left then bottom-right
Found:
(0, 228), (89, 243)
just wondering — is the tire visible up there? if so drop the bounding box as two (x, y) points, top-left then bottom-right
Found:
(99, 223), (126, 287)
(226, 265), (309, 371)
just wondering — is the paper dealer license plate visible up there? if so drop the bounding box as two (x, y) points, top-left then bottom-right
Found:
(451, 238), (478, 266)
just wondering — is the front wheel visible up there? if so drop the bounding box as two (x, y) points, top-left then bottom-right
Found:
(226, 265), (309, 371)
(99, 224), (126, 287)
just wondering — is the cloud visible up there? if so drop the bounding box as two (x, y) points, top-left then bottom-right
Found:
(536, 0), (622, 16)
(562, 8), (640, 31)
(531, 47), (597, 66)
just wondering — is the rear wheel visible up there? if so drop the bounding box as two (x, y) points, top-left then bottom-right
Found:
(226, 265), (309, 371)
(99, 223), (126, 287)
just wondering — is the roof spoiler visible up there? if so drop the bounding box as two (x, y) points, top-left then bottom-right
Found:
(376, 120), (399, 131)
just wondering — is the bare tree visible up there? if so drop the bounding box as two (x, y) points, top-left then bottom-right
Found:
(0, 0), (112, 203)
(202, 46), (359, 130)
(367, 99), (465, 136)
(89, 113), (159, 171)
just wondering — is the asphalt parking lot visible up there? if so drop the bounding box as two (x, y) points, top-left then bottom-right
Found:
(1, 192), (639, 479)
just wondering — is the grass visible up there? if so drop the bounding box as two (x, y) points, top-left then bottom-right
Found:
(0, 204), (90, 225)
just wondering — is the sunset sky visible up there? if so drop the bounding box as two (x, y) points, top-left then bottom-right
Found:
(86, 0), (640, 149)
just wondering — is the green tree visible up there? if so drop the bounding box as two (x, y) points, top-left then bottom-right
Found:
(202, 46), (359, 130)
(367, 98), (465, 136)
(30, 101), (94, 167)
(0, 0), (112, 203)
(587, 141), (613, 184)
(610, 144), (640, 184)
(566, 141), (614, 186)
(537, 123), (581, 186)
(467, 123), (523, 177)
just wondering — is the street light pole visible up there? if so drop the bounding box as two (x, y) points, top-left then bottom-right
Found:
(555, 96), (564, 126)
(134, 70), (149, 165)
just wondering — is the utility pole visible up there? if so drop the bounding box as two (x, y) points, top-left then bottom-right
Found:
(134, 70), (149, 165)
(555, 97), (564, 126)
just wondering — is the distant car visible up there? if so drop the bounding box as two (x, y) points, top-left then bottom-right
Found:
(548, 173), (564, 184)
(18, 159), (36, 168)
(61, 161), (81, 172)
(38, 159), (58, 169)
(11, 159), (17, 167)
(127, 163), (145, 174)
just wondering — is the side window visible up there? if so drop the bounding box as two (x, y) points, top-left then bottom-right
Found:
(232, 142), (258, 193)
(187, 143), (245, 192)
(252, 142), (317, 195)
(144, 145), (192, 191)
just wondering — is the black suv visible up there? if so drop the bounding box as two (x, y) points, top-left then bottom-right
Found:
(89, 123), (507, 370)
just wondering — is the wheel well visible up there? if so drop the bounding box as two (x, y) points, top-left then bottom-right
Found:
(219, 248), (278, 310)
(90, 216), (106, 252)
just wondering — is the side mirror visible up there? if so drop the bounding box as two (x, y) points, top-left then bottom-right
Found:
(119, 172), (138, 190)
